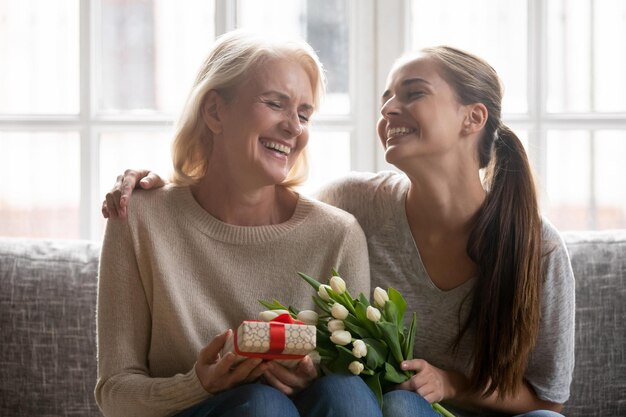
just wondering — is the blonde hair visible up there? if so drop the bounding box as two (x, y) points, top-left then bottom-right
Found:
(171, 30), (326, 187)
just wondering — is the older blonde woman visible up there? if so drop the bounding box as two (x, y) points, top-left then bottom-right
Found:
(95, 31), (377, 417)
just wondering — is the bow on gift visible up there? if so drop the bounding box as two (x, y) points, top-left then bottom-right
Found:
(233, 314), (308, 360)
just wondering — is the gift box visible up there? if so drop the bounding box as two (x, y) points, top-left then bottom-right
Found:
(221, 314), (316, 366)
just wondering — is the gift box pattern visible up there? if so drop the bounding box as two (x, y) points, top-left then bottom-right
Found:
(236, 321), (315, 355)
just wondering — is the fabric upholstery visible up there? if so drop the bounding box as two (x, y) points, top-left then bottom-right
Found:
(0, 231), (624, 416)
(561, 230), (626, 416)
(0, 238), (100, 416)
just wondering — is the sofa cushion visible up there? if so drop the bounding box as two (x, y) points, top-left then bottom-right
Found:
(1, 231), (625, 417)
(0, 238), (101, 417)
(562, 230), (626, 417)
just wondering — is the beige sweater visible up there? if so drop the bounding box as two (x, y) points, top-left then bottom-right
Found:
(95, 185), (370, 417)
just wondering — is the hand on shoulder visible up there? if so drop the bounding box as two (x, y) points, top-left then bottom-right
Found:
(102, 169), (166, 219)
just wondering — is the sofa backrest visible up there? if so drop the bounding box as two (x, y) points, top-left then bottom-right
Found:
(1, 231), (625, 416)
(561, 230), (626, 417)
(0, 238), (101, 417)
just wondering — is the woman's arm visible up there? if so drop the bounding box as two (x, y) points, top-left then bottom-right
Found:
(96, 214), (265, 417)
(453, 380), (563, 414)
(399, 359), (563, 414)
(96, 216), (209, 417)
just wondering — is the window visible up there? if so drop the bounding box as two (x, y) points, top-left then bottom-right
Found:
(408, 0), (626, 230)
(1, 0), (624, 239)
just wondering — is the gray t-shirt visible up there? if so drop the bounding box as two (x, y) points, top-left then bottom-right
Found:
(317, 171), (575, 412)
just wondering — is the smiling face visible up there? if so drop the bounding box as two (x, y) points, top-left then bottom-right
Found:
(377, 55), (470, 170)
(208, 57), (314, 188)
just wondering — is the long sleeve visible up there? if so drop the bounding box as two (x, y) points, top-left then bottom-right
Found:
(95, 216), (209, 417)
(523, 221), (576, 403)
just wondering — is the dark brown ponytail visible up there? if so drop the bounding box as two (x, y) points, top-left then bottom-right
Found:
(422, 46), (543, 398)
(465, 124), (542, 398)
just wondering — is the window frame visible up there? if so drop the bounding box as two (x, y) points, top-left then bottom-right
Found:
(525, 0), (626, 226)
(1, 0), (625, 239)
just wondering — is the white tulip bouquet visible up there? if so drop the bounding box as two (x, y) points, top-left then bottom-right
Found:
(260, 270), (454, 416)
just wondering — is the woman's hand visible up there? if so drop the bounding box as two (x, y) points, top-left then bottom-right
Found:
(398, 359), (466, 404)
(262, 355), (318, 396)
(102, 169), (166, 219)
(195, 330), (268, 395)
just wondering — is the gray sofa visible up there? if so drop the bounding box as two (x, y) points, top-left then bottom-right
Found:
(1, 231), (625, 416)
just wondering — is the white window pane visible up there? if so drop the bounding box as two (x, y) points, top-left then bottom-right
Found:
(545, 131), (591, 230)
(0, 132), (80, 238)
(547, 0), (591, 112)
(98, 131), (174, 236)
(238, 0), (350, 115)
(547, 0), (626, 113)
(0, 0), (79, 114)
(594, 131), (626, 229)
(99, 131), (173, 196)
(98, 0), (215, 114)
(298, 130), (351, 196)
(545, 130), (626, 230)
(410, 0), (527, 114)
(593, 1), (626, 112)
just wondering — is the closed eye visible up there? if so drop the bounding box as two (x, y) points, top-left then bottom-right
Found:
(298, 114), (309, 123)
(408, 91), (425, 99)
(265, 100), (282, 109)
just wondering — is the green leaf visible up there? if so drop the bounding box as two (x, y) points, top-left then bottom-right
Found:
(331, 267), (340, 277)
(403, 312), (417, 360)
(316, 326), (332, 343)
(388, 287), (407, 328)
(384, 300), (399, 329)
(358, 293), (371, 307)
(343, 315), (372, 339)
(298, 271), (322, 291)
(258, 299), (292, 312)
(354, 301), (380, 337)
(312, 295), (331, 314)
(364, 373), (383, 409)
(362, 338), (388, 370)
(383, 362), (410, 384)
(326, 345), (356, 374)
(325, 286), (346, 305)
(315, 346), (338, 359)
(377, 321), (404, 363)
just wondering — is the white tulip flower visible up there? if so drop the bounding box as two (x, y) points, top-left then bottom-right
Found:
(352, 339), (368, 358)
(330, 330), (352, 346)
(297, 310), (319, 325)
(318, 284), (331, 301)
(329, 275), (346, 295)
(366, 305), (381, 322)
(327, 319), (345, 332)
(258, 310), (279, 321)
(331, 303), (349, 320)
(373, 287), (389, 308)
(348, 361), (365, 375)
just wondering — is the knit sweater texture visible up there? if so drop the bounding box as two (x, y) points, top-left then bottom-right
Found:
(95, 185), (370, 417)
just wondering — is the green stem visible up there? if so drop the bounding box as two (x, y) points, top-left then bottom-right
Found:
(341, 293), (357, 315)
(432, 403), (455, 417)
